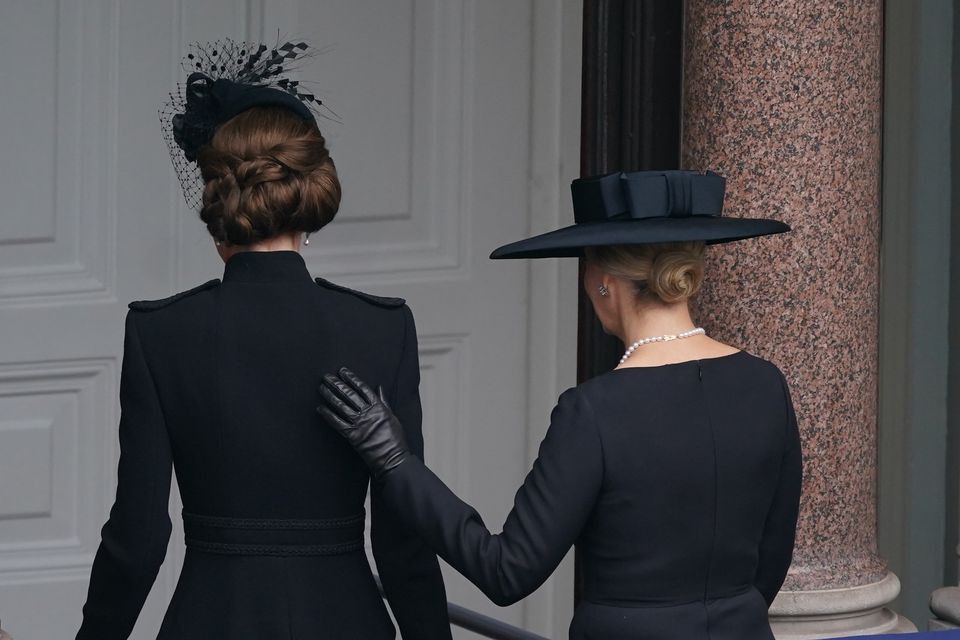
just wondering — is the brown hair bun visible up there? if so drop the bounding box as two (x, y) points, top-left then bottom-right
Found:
(196, 106), (340, 246)
(586, 242), (706, 303)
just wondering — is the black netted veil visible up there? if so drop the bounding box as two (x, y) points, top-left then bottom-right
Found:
(160, 38), (332, 210)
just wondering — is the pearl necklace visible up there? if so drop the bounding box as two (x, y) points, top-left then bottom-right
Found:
(619, 327), (706, 365)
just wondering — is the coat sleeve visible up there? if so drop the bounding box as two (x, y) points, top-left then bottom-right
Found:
(370, 305), (453, 639)
(381, 388), (603, 607)
(76, 312), (173, 640)
(753, 371), (803, 606)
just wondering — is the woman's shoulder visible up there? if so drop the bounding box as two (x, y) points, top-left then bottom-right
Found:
(124, 279), (223, 353)
(713, 349), (786, 375)
(311, 277), (414, 344)
(127, 278), (221, 313)
(729, 350), (791, 387)
(312, 277), (407, 311)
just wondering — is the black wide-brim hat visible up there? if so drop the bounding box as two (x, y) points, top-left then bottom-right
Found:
(490, 170), (790, 259)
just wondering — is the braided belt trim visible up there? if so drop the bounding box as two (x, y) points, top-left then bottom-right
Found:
(182, 512), (365, 530)
(182, 511), (366, 556)
(185, 538), (365, 557)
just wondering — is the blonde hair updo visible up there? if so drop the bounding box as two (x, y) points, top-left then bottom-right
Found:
(585, 242), (706, 304)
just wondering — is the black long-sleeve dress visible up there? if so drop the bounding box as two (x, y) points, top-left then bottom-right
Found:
(380, 350), (802, 640)
(77, 250), (452, 639)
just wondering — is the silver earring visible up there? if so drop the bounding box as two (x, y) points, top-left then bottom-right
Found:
(304, 233), (311, 246)
(598, 285), (609, 297)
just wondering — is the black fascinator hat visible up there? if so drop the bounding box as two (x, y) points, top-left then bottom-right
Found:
(490, 170), (790, 259)
(160, 38), (332, 209)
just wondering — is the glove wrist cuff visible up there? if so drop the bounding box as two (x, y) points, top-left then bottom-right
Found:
(373, 450), (411, 482)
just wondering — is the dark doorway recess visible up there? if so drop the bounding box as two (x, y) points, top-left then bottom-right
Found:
(575, 0), (685, 606)
(577, 0), (685, 384)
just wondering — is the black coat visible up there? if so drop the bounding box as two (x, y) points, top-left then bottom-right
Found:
(379, 351), (802, 640)
(76, 250), (452, 640)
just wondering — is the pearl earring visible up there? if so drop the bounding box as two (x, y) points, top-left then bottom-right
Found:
(598, 285), (609, 297)
(304, 233), (311, 246)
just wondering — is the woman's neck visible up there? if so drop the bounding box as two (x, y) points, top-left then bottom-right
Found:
(612, 298), (741, 368)
(217, 232), (303, 262)
(617, 299), (697, 345)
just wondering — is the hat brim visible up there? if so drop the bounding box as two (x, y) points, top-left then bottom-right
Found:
(489, 216), (790, 259)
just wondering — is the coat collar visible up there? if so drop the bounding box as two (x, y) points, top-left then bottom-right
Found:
(222, 250), (313, 283)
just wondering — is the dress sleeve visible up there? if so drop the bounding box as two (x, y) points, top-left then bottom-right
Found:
(76, 312), (173, 639)
(381, 387), (603, 607)
(370, 305), (453, 639)
(753, 371), (803, 606)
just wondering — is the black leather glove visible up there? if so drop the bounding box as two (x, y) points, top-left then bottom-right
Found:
(317, 367), (411, 481)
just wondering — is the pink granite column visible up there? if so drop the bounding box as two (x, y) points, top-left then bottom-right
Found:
(682, 1), (914, 637)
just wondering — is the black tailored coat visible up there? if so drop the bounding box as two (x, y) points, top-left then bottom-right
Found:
(379, 351), (802, 640)
(77, 250), (452, 640)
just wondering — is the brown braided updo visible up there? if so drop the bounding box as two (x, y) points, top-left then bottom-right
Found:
(196, 107), (340, 246)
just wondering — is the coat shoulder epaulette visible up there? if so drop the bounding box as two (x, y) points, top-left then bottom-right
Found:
(128, 278), (221, 311)
(313, 277), (405, 308)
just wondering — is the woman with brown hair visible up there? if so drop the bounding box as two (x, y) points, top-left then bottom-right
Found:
(76, 40), (451, 639)
(318, 170), (802, 639)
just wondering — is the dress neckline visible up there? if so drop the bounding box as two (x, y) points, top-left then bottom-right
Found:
(609, 349), (747, 373)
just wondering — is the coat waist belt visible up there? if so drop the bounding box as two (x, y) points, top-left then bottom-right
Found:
(182, 511), (365, 556)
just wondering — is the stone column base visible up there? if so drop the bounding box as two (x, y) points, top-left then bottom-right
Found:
(769, 572), (916, 639)
(930, 618), (959, 630)
(929, 585), (960, 630)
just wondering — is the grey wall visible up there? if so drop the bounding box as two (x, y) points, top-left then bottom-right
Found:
(878, 0), (956, 627)
(0, 2), (583, 636)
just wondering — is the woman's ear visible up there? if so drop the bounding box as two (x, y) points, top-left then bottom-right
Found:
(582, 261), (604, 298)
(582, 262), (615, 336)
(216, 240), (231, 263)
(600, 275), (614, 298)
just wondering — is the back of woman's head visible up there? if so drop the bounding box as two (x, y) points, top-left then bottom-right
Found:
(196, 107), (341, 245)
(586, 242), (706, 304)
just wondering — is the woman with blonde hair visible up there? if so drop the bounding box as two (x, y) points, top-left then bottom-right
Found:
(318, 170), (802, 640)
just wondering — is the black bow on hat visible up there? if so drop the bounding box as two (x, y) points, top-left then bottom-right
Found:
(572, 171), (726, 223)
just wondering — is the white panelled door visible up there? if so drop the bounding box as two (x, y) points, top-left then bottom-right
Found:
(0, 1), (580, 638)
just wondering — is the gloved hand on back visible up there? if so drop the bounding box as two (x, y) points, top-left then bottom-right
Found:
(317, 367), (411, 481)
